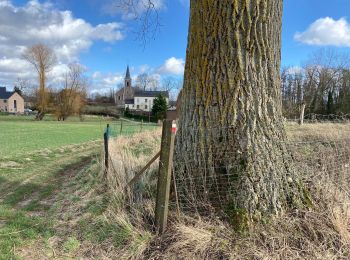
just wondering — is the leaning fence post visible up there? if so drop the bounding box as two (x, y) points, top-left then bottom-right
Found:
(104, 124), (110, 173)
(120, 120), (123, 135)
(155, 119), (176, 234)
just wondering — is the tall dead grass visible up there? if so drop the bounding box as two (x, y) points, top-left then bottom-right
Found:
(104, 124), (350, 259)
(103, 130), (161, 259)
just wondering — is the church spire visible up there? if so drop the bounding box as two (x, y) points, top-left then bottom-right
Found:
(124, 65), (132, 89)
(125, 65), (131, 79)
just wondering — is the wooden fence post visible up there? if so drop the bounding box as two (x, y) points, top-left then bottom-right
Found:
(104, 124), (110, 172)
(140, 119), (143, 133)
(155, 119), (176, 234)
(120, 120), (123, 135)
(299, 103), (306, 125)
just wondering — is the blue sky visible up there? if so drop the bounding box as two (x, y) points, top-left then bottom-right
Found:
(1, 0), (350, 93)
(282, 0), (350, 66)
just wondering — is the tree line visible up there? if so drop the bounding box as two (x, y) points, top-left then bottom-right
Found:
(281, 49), (350, 119)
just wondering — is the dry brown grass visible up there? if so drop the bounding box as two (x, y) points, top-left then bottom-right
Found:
(103, 130), (162, 259)
(105, 123), (350, 259)
(286, 122), (350, 142)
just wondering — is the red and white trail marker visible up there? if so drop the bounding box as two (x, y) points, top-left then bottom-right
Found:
(171, 122), (177, 134)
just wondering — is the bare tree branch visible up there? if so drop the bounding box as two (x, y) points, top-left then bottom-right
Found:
(108, 0), (162, 46)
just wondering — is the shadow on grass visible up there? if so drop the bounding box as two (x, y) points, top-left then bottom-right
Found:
(0, 156), (94, 258)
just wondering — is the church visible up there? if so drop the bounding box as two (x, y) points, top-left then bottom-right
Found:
(115, 66), (169, 113)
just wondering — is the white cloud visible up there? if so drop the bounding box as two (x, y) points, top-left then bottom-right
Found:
(0, 0), (124, 87)
(90, 71), (124, 94)
(295, 17), (350, 47)
(157, 57), (185, 75)
(90, 56), (185, 94)
(287, 66), (304, 75)
(139, 64), (150, 74)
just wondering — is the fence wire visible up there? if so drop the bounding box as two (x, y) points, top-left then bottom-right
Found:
(105, 120), (350, 225)
(107, 120), (160, 138)
(287, 113), (350, 123)
(171, 125), (350, 217)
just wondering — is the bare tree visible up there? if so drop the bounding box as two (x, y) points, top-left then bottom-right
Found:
(148, 75), (160, 90)
(136, 73), (151, 90)
(136, 73), (160, 90)
(14, 78), (32, 96)
(109, 88), (116, 103)
(22, 44), (57, 120)
(54, 64), (87, 121)
(108, 0), (161, 46)
(162, 76), (182, 101)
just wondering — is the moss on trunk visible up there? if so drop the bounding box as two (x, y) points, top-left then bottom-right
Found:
(174, 0), (308, 224)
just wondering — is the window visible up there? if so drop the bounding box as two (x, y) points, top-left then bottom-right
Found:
(137, 105), (139, 109)
(145, 105), (148, 109)
(132, 105), (134, 108)
(118, 96), (121, 100)
(4, 99), (7, 103)
(145, 98), (148, 102)
(14, 100), (17, 109)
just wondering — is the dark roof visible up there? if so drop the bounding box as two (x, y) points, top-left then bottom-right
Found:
(125, 98), (134, 104)
(125, 65), (131, 79)
(0, 87), (15, 99)
(168, 101), (177, 107)
(134, 90), (169, 98)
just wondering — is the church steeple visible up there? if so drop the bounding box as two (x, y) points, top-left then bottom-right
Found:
(125, 65), (132, 88)
(125, 65), (131, 80)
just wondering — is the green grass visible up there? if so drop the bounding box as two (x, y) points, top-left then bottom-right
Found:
(63, 237), (81, 253)
(0, 115), (159, 158)
(0, 142), (99, 258)
(0, 115), (159, 258)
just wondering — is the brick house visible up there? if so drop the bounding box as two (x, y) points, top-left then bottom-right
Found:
(0, 87), (24, 113)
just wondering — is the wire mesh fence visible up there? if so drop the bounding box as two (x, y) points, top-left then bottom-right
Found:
(107, 120), (160, 138)
(104, 120), (350, 233)
(287, 113), (350, 123)
(171, 124), (350, 218)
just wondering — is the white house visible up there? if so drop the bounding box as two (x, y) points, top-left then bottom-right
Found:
(125, 90), (169, 112)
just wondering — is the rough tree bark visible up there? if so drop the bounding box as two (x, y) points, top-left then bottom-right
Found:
(175, 0), (307, 225)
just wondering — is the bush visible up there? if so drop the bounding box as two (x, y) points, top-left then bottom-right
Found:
(123, 110), (158, 123)
(152, 95), (168, 120)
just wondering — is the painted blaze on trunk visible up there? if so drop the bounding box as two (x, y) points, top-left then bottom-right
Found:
(175, 0), (307, 224)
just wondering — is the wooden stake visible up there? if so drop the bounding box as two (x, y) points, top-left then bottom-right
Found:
(120, 120), (123, 135)
(155, 119), (176, 234)
(299, 103), (306, 125)
(104, 132), (109, 171)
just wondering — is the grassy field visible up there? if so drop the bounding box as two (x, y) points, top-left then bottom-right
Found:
(3, 117), (349, 259)
(0, 115), (159, 158)
(0, 115), (160, 259)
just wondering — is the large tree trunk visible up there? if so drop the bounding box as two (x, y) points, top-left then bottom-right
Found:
(175, 0), (306, 225)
